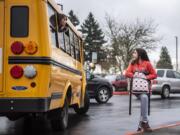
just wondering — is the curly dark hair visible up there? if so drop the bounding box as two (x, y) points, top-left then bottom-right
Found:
(131, 48), (150, 65)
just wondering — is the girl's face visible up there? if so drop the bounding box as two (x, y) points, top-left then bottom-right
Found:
(132, 50), (138, 60)
(60, 17), (67, 27)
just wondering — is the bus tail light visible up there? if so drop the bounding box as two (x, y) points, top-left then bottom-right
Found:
(24, 65), (37, 79)
(10, 65), (24, 79)
(25, 41), (38, 55)
(11, 41), (24, 55)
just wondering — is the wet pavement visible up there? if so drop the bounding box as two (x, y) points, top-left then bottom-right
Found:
(1, 95), (180, 135)
(144, 126), (180, 135)
(131, 124), (180, 135)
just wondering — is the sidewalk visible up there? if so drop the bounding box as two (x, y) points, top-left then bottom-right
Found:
(126, 122), (180, 135)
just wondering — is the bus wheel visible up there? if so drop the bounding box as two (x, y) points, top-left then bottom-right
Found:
(51, 98), (69, 131)
(74, 91), (90, 115)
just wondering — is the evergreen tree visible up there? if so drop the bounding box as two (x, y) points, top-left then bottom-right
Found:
(68, 10), (80, 26)
(80, 12), (106, 63)
(156, 46), (173, 69)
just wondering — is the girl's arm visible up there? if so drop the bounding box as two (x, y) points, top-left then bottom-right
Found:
(146, 62), (157, 80)
(125, 64), (134, 78)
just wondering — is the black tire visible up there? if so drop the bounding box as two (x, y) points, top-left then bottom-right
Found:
(23, 116), (33, 134)
(74, 91), (90, 115)
(51, 98), (69, 131)
(161, 86), (170, 99)
(95, 87), (110, 104)
(7, 112), (26, 121)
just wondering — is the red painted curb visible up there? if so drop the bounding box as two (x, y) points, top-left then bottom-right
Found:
(113, 91), (129, 95)
(125, 122), (180, 135)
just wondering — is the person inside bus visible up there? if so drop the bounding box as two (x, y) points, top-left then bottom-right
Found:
(125, 48), (157, 132)
(50, 14), (56, 28)
(57, 13), (68, 32)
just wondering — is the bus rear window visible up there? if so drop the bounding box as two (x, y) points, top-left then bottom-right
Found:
(11, 6), (29, 37)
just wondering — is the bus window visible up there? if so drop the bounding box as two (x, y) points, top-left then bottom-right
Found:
(48, 5), (58, 48)
(74, 35), (79, 50)
(57, 13), (67, 51)
(75, 49), (80, 61)
(64, 30), (71, 54)
(58, 32), (66, 51)
(69, 29), (74, 44)
(11, 6), (29, 37)
(74, 35), (80, 61)
(71, 45), (75, 58)
(69, 30), (75, 58)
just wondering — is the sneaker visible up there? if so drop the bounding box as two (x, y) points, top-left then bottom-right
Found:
(137, 127), (143, 132)
(137, 121), (143, 132)
(141, 121), (152, 132)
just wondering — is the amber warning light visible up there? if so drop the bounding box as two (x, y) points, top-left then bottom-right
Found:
(25, 41), (38, 55)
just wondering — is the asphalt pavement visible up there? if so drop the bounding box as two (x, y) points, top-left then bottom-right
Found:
(1, 95), (180, 135)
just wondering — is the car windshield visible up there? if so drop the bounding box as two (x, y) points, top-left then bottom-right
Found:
(86, 71), (101, 79)
(116, 75), (126, 80)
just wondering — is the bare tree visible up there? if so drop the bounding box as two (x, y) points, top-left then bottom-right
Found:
(105, 14), (161, 71)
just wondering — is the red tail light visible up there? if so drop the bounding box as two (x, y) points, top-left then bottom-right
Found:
(152, 80), (158, 84)
(10, 65), (24, 79)
(11, 41), (24, 55)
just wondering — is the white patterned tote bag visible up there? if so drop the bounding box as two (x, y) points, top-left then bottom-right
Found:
(132, 72), (150, 94)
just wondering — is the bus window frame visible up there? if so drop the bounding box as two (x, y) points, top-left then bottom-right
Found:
(74, 35), (79, 50)
(80, 40), (84, 63)
(74, 35), (81, 62)
(58, 30), (66, 52)
(69, 29), (76, 59)
(64, 30), (71, 55)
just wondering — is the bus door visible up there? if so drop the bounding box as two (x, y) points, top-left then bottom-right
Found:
(0, 0), (4, 92)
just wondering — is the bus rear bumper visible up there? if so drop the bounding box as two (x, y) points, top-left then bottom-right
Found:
(0, 98), (51, 113)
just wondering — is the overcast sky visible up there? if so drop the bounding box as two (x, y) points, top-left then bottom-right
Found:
(57, 0), (180, 66)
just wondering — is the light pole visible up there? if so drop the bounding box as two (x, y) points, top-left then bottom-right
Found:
(175, 36), (178, 71)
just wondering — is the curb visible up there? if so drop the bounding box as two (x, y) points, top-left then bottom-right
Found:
(113, 91), (129, 95)
(125, 122), (180, 135)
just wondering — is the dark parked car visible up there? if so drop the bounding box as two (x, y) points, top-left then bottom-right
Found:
(86, 72), (113, 104)
(112, 75), (128, 91)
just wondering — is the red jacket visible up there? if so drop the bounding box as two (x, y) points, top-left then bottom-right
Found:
(125, 60), (157, 80)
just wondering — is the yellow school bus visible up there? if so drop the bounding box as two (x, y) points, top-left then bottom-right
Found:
(0, 0), (89, 130)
